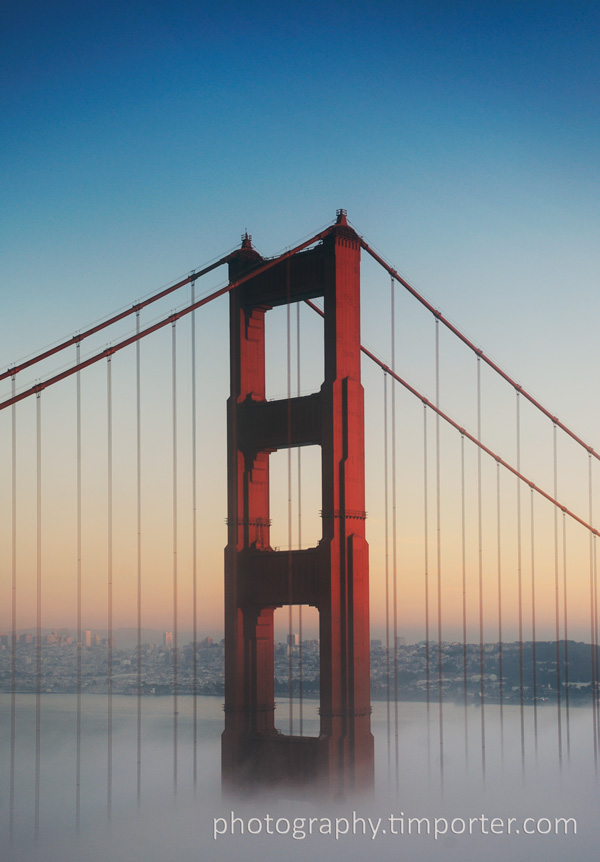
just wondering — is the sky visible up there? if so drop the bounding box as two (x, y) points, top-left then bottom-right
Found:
(1, 0), (600, 642)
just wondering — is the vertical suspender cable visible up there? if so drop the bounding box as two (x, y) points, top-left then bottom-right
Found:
(553, 424), (562, 766)
(76, 343), (82, 829)
(592, 534), (600, 745)
(563, 513), (571, 760)
(9, 377), (17, 844)
(497, 462), (504, 757)
(35, 392), (42, 838)
(391, 276), (399, 789)
(461, 433), (468, 767)
(107, 357), (113, 820)
(589, 455), (598, 770)
(423, 405), (431, 773)
(384, 372), (391, 775)
(297, 302), (303, 736)
(476, 356), (485, 781)
(136, 312), (142, 803)
(590, 524), (600, 746)
(516, 392), (525, 772)
(286, 262), (293, 737)
(530, 488), (538, 759)
(435, 318), (444, 787)
(172, 320), (178, 792)
(191, 280), (198, 784)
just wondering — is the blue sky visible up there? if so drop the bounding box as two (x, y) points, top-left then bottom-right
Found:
(2, 1), (598, 357)
(3, 1), (597, 425)
(1, 0), (599, 636)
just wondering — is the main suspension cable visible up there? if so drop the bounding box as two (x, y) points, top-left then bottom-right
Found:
(358, 237), (600, 465)
(304, 302), (600, 537)
(1, 229), (335, 414)
(0, 253), (234, 384)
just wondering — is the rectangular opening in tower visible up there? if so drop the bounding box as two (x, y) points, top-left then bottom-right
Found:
(269, 444), (321, 550)
(264, 301), (324, 400)
(273, 604), (320, 737)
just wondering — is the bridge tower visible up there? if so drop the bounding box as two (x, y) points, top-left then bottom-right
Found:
(222, 211), (374, 795)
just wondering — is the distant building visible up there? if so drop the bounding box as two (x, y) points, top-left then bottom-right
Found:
(164, 631), (173, 649)
(84, 630), (92, 648)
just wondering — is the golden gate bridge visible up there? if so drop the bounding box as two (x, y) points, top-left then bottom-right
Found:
(1, 211), (599, 841)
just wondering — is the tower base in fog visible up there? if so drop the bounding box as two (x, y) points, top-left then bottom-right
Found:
(222, 212), (374, 796)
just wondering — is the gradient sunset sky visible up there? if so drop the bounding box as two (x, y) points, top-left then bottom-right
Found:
(1, 0), (599, 643)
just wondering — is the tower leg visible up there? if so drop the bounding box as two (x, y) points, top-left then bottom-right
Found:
(222, 213), (374, 795)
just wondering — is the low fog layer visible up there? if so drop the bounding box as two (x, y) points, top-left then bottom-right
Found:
(1, 695), (595, 862)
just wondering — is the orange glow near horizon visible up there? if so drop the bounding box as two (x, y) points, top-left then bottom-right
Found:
(1, 276), (599, 648)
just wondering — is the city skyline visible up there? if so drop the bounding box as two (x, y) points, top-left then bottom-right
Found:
(4, 628), (598, 700)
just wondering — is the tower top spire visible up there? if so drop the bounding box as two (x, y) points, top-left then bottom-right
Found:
(336, 208), (348, 225)
(229, 229), (262, 280)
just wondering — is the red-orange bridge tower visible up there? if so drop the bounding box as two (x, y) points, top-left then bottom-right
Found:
(222, 211), (374, 795)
